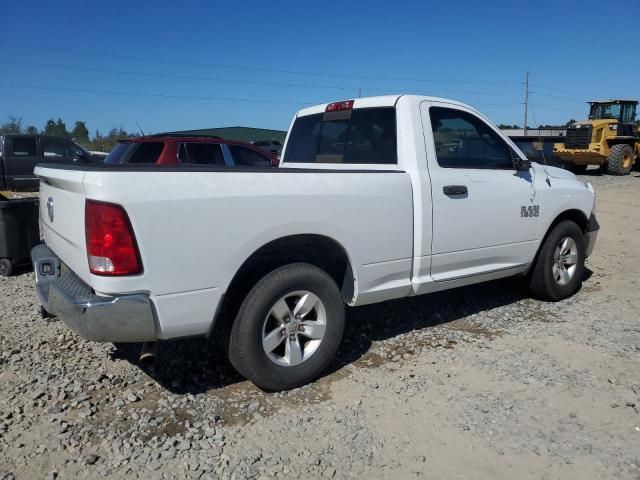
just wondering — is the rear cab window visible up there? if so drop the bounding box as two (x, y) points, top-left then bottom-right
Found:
(11, 137), (37, 157)
(283, 107), (397, 165)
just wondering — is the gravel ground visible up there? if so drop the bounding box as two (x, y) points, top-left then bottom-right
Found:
(1, 169), (639, 479)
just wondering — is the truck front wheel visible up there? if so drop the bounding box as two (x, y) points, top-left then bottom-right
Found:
(228, 263), (345, 391)
(528, 220), (586, 301)
(606, 144), (634, 175)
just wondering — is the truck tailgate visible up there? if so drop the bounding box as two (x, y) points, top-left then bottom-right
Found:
(35, 166), (89, 282)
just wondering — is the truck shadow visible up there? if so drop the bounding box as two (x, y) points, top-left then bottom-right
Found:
(111, 273), (590, 395)
(110, 281), (519, 394)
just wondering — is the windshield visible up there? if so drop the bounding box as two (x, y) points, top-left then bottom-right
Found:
(589, 103), (621, 120)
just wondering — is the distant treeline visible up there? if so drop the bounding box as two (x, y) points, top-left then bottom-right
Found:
(497, 120), (579, 129)
(0, 116), (137, 152)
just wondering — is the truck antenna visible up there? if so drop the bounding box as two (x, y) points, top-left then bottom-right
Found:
(135, 122), (146, 137)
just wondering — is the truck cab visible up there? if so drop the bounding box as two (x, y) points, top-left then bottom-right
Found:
(0, 134), (93, 190)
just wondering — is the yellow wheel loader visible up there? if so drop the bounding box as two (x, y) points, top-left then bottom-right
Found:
(554, 99), (639, 175)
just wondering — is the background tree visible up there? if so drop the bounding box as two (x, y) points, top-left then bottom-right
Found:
(87, 127), (131, 152)
(1, 115), (132, 153)
(565, 119), (577, 127)
(71, 121), (90, 146)
(0, 116), (23, 134)
(100, 127), (130, 151)
(43, 118), (69, 138)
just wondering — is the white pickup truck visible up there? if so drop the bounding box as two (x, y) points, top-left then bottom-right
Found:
(31, 95), (598, 391)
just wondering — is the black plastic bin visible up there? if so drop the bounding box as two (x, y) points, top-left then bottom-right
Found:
(0, 195), (40, 276)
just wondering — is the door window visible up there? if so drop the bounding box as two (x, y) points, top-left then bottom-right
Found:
(178, 143), (224, 165)
(228, 145), (272, 166)
(429, 107), (513, 169)
(42, 137), (74, 161)
(128, 142), (165, 163)
(11, 137), (37, 157)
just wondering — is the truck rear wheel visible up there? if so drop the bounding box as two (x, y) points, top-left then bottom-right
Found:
(606, 144), (634, 175)
(228, 263), (345, 391)
(528, 220), (586, 301)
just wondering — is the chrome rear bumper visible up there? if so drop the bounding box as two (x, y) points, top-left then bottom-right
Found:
(31, 244), (157, 342)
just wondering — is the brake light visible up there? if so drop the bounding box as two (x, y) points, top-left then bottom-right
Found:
(326, 100), (354, 112)
(85, 200), (142, 276)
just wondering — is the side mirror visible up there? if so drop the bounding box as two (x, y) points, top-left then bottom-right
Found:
(514, 157), (532, 171)
(72, 149), (89, 163)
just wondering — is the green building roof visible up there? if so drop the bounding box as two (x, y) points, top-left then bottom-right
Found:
(162, 126), (287, 143)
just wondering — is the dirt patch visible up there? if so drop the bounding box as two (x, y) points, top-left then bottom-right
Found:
(447, 319), (501, 339)
(210, 376), (334, 426)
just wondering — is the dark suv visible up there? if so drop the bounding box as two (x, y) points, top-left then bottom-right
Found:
(105, 135), (278, 167)
(0, 134), (95, 190)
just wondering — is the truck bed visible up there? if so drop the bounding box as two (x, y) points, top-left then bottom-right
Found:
(36, 163), (414, 338)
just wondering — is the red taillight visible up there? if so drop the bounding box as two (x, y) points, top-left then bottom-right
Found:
(326, 100), (354, 112)
(85, 200), (142, 276)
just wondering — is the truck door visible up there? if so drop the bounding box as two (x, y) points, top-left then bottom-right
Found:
(4, 136), (39, 189)
(420, 101), (540, 281)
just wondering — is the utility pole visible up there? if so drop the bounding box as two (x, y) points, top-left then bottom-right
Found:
(523, 71), (529, 137)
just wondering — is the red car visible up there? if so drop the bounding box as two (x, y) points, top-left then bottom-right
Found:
(104, 135), (278, 167)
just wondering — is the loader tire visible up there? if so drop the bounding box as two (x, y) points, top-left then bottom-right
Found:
(606, 144), (634, 175)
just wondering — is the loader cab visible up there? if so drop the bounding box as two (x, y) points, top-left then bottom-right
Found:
(588, 100), (638, 137)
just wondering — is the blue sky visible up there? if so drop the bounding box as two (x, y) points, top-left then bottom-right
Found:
(2, 0), (638, 135)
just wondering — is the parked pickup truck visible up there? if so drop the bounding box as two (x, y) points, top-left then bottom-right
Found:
(31, 95), (599, 391)
(0, 134), (95, 190)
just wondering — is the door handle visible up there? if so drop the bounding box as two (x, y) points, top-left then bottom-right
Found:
(443, 185), (468, 196)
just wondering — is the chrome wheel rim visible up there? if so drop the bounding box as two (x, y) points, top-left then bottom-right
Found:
(552, 237), (578, 286)
(262, 291), (327, 367)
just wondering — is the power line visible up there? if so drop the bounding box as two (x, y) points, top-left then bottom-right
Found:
(471, 102), (524, 106)
(7, 60), (524, 96)
(530, 84), (598, 99)
(0, 83), (317, 105)
(13, 44), (524, 85)
(533, 92), (586, 102)
(8, 61), (356, 92)
(530, 104), (583, 115)
(0, 82), (530, 109)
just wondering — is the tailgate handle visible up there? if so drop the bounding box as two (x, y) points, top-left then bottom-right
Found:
(443, 185), (468, 196)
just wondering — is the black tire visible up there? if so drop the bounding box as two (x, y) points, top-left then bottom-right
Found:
(564, 162), (588, 174)
(606, 144), (634, 175)
(228, 263), (345, 391)
(600, 161), (609, 174)
(528, 220), (586, 301)
(0, 259), (12, 277)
